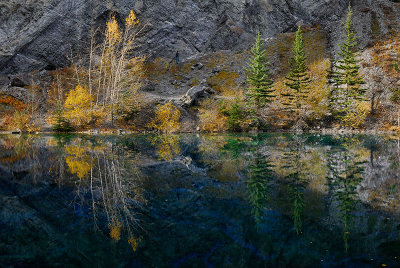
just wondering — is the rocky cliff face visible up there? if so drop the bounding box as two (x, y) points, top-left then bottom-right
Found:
(1, 0), (400, 131)
(0, 0), (349, 75)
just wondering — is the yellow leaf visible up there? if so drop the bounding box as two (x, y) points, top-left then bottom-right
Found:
(126, 10), (139, 27)
(106, 16), (121, 45)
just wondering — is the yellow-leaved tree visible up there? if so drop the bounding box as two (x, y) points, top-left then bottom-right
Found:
(48, 10), (146, 130)
(64, 85), (93, 128)
(88, 10), (145, 125)
(149, 102), (181, 133)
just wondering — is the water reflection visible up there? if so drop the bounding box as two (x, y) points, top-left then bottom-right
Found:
(1, 134), (400, 266)
(327, 137), (366, 253)
(2, 135), (145, 257)
(247, 151), (274, 223)
(64, 139), (94, 179)
(282, 136), (309, 234)
(149, 134), (181, 162)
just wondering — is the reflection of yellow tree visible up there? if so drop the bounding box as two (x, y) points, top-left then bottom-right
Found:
(128, 236), (140, 252)
(62, 137), (144, 250)
(59, 138), (146, 252)
(65, 142), (93, 179)
(94, 150), (143, 251)
(150, 135), (181, 161)
(109, 219), (122, 241)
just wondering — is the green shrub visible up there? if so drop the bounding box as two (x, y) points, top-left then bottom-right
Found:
(53, 115), (74, 132)
(220, 100), (246, 132)
(394, 61), (399, 72)
(390, 88), (400, 103)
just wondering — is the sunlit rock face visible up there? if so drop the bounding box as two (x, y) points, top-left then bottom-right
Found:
(0, 0), (347, 74)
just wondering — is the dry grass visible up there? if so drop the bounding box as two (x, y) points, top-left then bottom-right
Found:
(197, 98), (228, 132)
(207, 70), (241, 97)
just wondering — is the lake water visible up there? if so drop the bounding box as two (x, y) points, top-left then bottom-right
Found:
(0, 133), (400, 267)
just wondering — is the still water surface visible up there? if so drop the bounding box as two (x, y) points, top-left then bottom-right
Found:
(0, 134), (400, 267)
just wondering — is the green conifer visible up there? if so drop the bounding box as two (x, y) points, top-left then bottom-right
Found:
(329, 5), (366, 122)
(246, 32), (275, 108)
(282, 25), (311, 119)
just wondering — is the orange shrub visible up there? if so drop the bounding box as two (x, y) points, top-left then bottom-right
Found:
(7, 111), (40, 133)
(207, 70), (240, 97)
(0, 94), (27, 111)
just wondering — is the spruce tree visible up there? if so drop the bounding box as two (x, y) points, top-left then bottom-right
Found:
(282, 25), (311, 119)
(329, 5), (365, 122)
(246, 32), (275, 108)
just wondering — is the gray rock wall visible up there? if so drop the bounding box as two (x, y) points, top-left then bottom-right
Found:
(0, 0), (348, 75)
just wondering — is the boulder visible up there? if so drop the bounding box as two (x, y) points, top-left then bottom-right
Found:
(180, 85), (208, 106)
(142, 81), (157, 92)
(290, 119), (309, 133)
(10, 74), (29, 87)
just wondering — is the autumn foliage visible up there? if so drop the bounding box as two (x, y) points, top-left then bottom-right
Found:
(198, 99), (228, 132)
(149, 102), (181, 133)
(0, 94), (27, 111)
(46, 10), (145, 130)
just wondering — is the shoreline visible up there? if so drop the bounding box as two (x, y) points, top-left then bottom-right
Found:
(1, 128), (399, 136)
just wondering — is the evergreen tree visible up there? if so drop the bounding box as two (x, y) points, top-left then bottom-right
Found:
(329, 5), (366, 122)
(246, 32), (275, 108)
(282, 25), (311, 119)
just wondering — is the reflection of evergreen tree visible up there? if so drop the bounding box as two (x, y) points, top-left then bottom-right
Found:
(291, 176), (305, 235)
(282, 136), (308, 234)
(222, 137), (255, 159)
(327, 139), (365, 253)
(246, 153), (275, 222)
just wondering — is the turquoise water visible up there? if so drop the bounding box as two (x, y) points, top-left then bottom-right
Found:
(0, 134), (400, 267)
